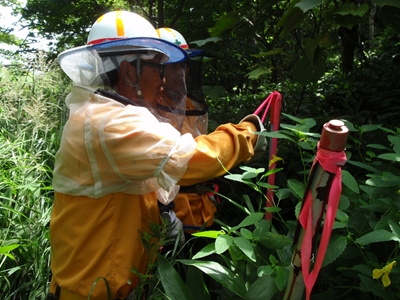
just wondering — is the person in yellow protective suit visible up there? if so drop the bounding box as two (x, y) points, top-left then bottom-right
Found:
(156, 27), (217, 234)
(48, 10), (266, 300)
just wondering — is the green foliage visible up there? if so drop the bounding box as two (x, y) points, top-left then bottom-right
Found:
(0, 54), (67, 299)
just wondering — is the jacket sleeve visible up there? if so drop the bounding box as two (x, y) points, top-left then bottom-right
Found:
(178, 121), (258, 186)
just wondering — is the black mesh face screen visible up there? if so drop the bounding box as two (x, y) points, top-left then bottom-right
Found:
(186, 55), (205, 104)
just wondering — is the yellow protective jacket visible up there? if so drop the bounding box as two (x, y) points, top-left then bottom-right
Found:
(174, 97), (216, 231)
(50, 86), (258, 299)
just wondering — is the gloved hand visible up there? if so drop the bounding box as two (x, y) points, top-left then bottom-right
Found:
(240, 114), (268, 162)
(161, 210), (185, 246)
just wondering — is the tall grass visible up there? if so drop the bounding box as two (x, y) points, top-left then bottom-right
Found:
(0, 54), (69, 299)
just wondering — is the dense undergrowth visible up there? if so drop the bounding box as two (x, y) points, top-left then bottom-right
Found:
(1, 44), (400, 299)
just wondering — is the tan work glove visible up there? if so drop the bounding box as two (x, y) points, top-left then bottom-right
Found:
(240, 114), (268, 162)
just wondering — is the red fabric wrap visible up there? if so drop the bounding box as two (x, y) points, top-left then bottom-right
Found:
(299, 142), (347, 300)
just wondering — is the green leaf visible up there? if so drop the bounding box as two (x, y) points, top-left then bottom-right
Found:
(342, 169), (359, 194)
(258, 130), (295, 142)
(287, 179), (305, 200)
(248, 66), (271, 80)
(0, 244), (20, 255)
(335, 3), (369, 17)
(265, 206), (282, 213)
(244, 275), (278, 300)
(192, 243), (216, 260)
(274, 266), (290, 291)
(157, 254), (194, 300)
(240, 228), (254, 240)
(252, 48), (282, 58)
(366, 173), (400, 187)
(190, 37), (221, 47)
(258, 232), (293, 249)
(374, 0), (400, 8)
(377, 153), (400, 162)
(277, 3), (306, 36)
(186, 266), (211, 300)
(322, 235), (347, 267)
(388, 220), (400, 236)
(178, 260), (247, 298)
(346, 160), (378, 172)
(295, 0), (324, 12)
(192, 230), (224, 239)
(257, 265), (275, 276)
(355, 229), (400, 245)
(233, 236), (256, 262)
(359, 124), (382, 132)
(215, 234), (233, 254)
(230, 212), (265, 233)
(209, 12), (238, 37)
(242, 171), (258, 179)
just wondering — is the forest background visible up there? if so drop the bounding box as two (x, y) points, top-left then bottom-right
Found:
(1, 0), (400, 299)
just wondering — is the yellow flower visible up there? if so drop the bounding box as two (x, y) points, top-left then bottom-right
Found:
(373, 261), (396, 287)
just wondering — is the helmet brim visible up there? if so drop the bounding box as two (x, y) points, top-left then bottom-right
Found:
(92, 37), (188, 63)
(186, 49), (205, 58)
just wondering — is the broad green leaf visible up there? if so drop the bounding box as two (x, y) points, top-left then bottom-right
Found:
(253, 219), (272, 239)
(190, 37), (221, 47)
(335, 209), (349, 224)
(377, 153), (400, 162)
(186, 266), (211, 300)
(338, 194), (350, 210)
(287, 179), (305, 200)
(157, 254), (194, 300)
(248, 66), (271, 80)
(366, 143), (390, 150)
(192, 243), (216, 259)
(252, 48), (282, 58)
(274, 266), (290, 291)
(374, 213), (398, 231)
(178, 260), (247, 298)
(277, 3), (306, 36)
(275, 188), (292, 200)
(359, 124), (382, 132)
(257, 265), (274, 276)
(265, 206), (282, 213)
(240, 228), (254, 240)
(359, 274), (391, 299)
(295, 0), (324, 12)
(374, 0), (400, 8)
(230, 212), (264, 233)
(335, 3), (369, 17)
(0, 244), (20, 255)
(356, 229), (400, 245)
(366, 173), (400, 187)
(233, 236), (256, 262)
(192, 230), (224, 239)
(342, 169), (359, 194)
(209, 12), (238, 37)
(242, 171), (258, 179)
(258, 232), (292, 249)
(346, 160), (378, 172)
(388, 135), (400, 146)
(258, 130), (295, 142)
(215, 234), (233, 254)
(225, 173), (247, 183)
(388, 220), (400, 236)
(244, 275), (278, 300)
(322, 235), (347, 267)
